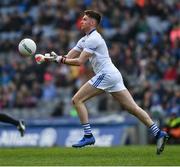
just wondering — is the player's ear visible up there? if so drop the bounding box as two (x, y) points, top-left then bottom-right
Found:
(91, 18), (96, 26)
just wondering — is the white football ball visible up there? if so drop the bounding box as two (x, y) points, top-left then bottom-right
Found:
(18, 38), (37, 57)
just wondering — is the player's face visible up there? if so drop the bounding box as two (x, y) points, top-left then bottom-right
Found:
(80, 15), (93, 32)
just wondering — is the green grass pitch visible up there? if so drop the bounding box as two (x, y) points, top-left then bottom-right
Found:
(0, 145), (179, 166)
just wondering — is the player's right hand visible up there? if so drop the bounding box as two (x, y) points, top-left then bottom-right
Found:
(35, 53), (57, 64)
(35, 52), (64, 64)
(35, 54), (45, 64)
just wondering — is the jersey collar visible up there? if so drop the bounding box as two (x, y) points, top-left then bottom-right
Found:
(87, 28), (96, 36)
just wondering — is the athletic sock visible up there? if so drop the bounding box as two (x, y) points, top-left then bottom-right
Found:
(0, 113), (19, 126)
(82, 123), (92, 136)
(84, 134), (93, 138)
(149, 123), (160, 137)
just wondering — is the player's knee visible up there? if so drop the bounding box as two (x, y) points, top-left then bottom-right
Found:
(71, 96), (80, 106)
(71, 98), (76, 105)
(71, 97), (75, 105)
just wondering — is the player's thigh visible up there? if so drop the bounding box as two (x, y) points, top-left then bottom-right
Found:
(111, 89), (139, 112)
(72, 82), (104, 103)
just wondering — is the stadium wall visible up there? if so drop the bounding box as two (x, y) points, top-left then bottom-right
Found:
(0, 121), (138, 147)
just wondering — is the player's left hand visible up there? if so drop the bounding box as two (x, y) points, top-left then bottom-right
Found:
(50, 51), (64, 63)
(44, 53), (57, 61)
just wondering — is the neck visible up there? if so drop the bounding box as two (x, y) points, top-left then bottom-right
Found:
(85, 27), (96, 35)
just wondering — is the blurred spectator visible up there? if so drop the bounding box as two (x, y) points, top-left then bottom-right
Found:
(41, 72), (57, 102)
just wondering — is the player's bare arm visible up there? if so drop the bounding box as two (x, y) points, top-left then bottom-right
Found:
(65, 49), (81, 59)
(60, 51), (91, 66)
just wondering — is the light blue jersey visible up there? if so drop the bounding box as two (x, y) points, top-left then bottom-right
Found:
(73, 29), (126, 92)
(73, 29), (119, 74)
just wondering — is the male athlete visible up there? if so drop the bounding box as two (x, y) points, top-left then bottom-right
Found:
(35, 10), (169, 154)
(0, 113), (25, 137)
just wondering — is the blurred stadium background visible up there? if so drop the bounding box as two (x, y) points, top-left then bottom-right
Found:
(0, 0), (179, 147)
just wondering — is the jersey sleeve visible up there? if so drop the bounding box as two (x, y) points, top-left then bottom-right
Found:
(73, 38), (83, 52)
(84, 38), (98, 54)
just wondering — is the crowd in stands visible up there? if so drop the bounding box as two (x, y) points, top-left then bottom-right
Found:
(0, 0), (179, 121)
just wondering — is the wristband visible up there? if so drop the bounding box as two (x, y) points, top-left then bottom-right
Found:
(61, 57), (66, 64)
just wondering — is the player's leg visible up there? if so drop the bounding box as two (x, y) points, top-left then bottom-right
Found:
(0, 113), (26, 137)
(72, 82), (103, 123)
(111, 89), (169, 154)
(111, 89), (153, 126)
(72, 82), (104, 147)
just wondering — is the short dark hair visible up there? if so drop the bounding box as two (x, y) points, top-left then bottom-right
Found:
(84, 10), (102, 25)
